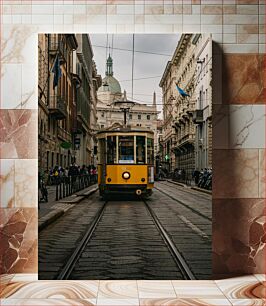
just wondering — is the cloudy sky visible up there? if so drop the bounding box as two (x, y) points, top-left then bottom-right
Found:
(90, 34), (180, 117)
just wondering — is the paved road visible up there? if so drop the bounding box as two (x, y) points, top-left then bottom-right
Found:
(38, 182), (211, 280)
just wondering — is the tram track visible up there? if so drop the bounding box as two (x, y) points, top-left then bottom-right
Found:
(161, 180), (211, 199)
(56, 198), (196, 280)
(57, 201), (108, 280)
(143, 200), (195, 280)
(155, 184), (212, 222)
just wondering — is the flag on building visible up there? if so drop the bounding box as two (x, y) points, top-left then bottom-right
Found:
(52, 54), (62, 89)
(176, 84), (190, 97)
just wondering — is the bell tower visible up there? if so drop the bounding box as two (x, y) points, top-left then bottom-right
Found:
(106, 54), (113, 76)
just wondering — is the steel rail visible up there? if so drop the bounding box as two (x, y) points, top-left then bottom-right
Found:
(56, 201), (107, 280)
(154, 186), (211, 222)
(144, 200), (196, 280)
(161, 180), (211, 198)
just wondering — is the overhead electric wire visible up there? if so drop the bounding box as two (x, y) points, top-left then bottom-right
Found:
(111, 35), (114, 57)
(92, 44), (172, 57)
(120, 75), (162, 82)
(132, 34), (135, 101)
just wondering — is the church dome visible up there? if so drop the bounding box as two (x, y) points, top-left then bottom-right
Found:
(98, 54), (121, 94)
(98, 75), (121, 94)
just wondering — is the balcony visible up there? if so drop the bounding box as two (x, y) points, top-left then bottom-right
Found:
(57, 126), (72, 142)
(49, 36), (67, 63)
(49, 95), (67, 120)
(193, 109), (203, 124)
(178, 133), (195, 146)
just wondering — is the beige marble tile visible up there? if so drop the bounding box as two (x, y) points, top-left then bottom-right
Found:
(98, 281), (138, 299)
(0, 299), (96, 305)
(223, 33), (237, 43)
(223, 4), (237, 14)
(223, 14), (258, 25)
(213, 149), (259, 198)
(201, 5), (223, 14)
(231, 299), (266, 305)
(228, 105), (265, 149)
(1, 64), (22, 109)
(183, 5), (192, 14)
(145, 5), (164, 15)
(236, 4), (259, 14)
(237, 34), (259, 44)
(139, 298), (232, 305)
(11, 274), (38, 282)
(183, 24), (201, 32)
(238, 25), (259, 34)
(1, 281), (99, 299)
(215, 276), (264, 299)
(183, 14), (201, 24)
(14, 159), (37, 208)
(0, 159), (15, 208)
(0, 208), (38, 274)
(201, 15), (223, 24)
(254, 274), (266, 283)
(1, 25), (38, 64)
(0, 110), (38, 159)
(256, 144), (266, 175)
(213, 198), (265, 276)
(172, 280), (225, 298)
(137, 280), (176, 298)
(96, 299), (139, 305)
(86, 5), (106, 15)
(0, 274), (15, 295)
(223, 24), (237, 33)
(201, 24), (222, 33)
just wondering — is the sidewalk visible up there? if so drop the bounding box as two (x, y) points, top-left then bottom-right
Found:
(165, 179), (212, 195)
(38, 184), (98, 232)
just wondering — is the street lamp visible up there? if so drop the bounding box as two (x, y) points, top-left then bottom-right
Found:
(110, 100), (136, 126)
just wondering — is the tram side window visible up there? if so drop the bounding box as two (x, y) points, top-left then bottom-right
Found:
(98, 138), (106, 164)
(136, 136), (145, 164)
(107, 136), (117, 164)
(118, 136), (134, 164)
(147, 138), (154, 165)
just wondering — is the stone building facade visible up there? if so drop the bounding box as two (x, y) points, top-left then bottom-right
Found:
(159, 34), (212, 178)
(193, 34), (212, 170)
(38, 34), (101, 172)
(38, 34), (78, 172)
(74, 34), (102, 166)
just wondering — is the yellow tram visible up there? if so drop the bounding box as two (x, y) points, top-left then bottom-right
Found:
(97, 127), (154, 198)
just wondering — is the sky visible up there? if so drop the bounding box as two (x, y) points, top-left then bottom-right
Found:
(90, 34), (180, 117)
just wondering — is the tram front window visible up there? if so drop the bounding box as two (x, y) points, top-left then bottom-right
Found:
(107, 136), (117, 164)
(136, 136), (145, 164)
(118, 136), (134, 164)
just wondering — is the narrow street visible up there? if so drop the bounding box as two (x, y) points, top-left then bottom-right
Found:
(38, 181), (211, 280)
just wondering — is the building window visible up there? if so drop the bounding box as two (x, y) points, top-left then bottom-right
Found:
(101, 125), (104, 128)
(147, 115), (150, 120)
(129, 114), (132, 119)
(138, 114), (141, 120)
(101, 112), (104, 117)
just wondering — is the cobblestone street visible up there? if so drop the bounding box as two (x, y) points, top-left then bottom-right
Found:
(38, 181), (211, 280)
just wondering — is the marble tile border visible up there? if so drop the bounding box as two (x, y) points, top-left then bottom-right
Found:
(1, 275), (266, 303)
(0, 0), (265, 292)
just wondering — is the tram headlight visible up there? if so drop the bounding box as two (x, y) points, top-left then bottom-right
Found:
(148, 166), (154, 183)
(122, 172), (130, 180)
